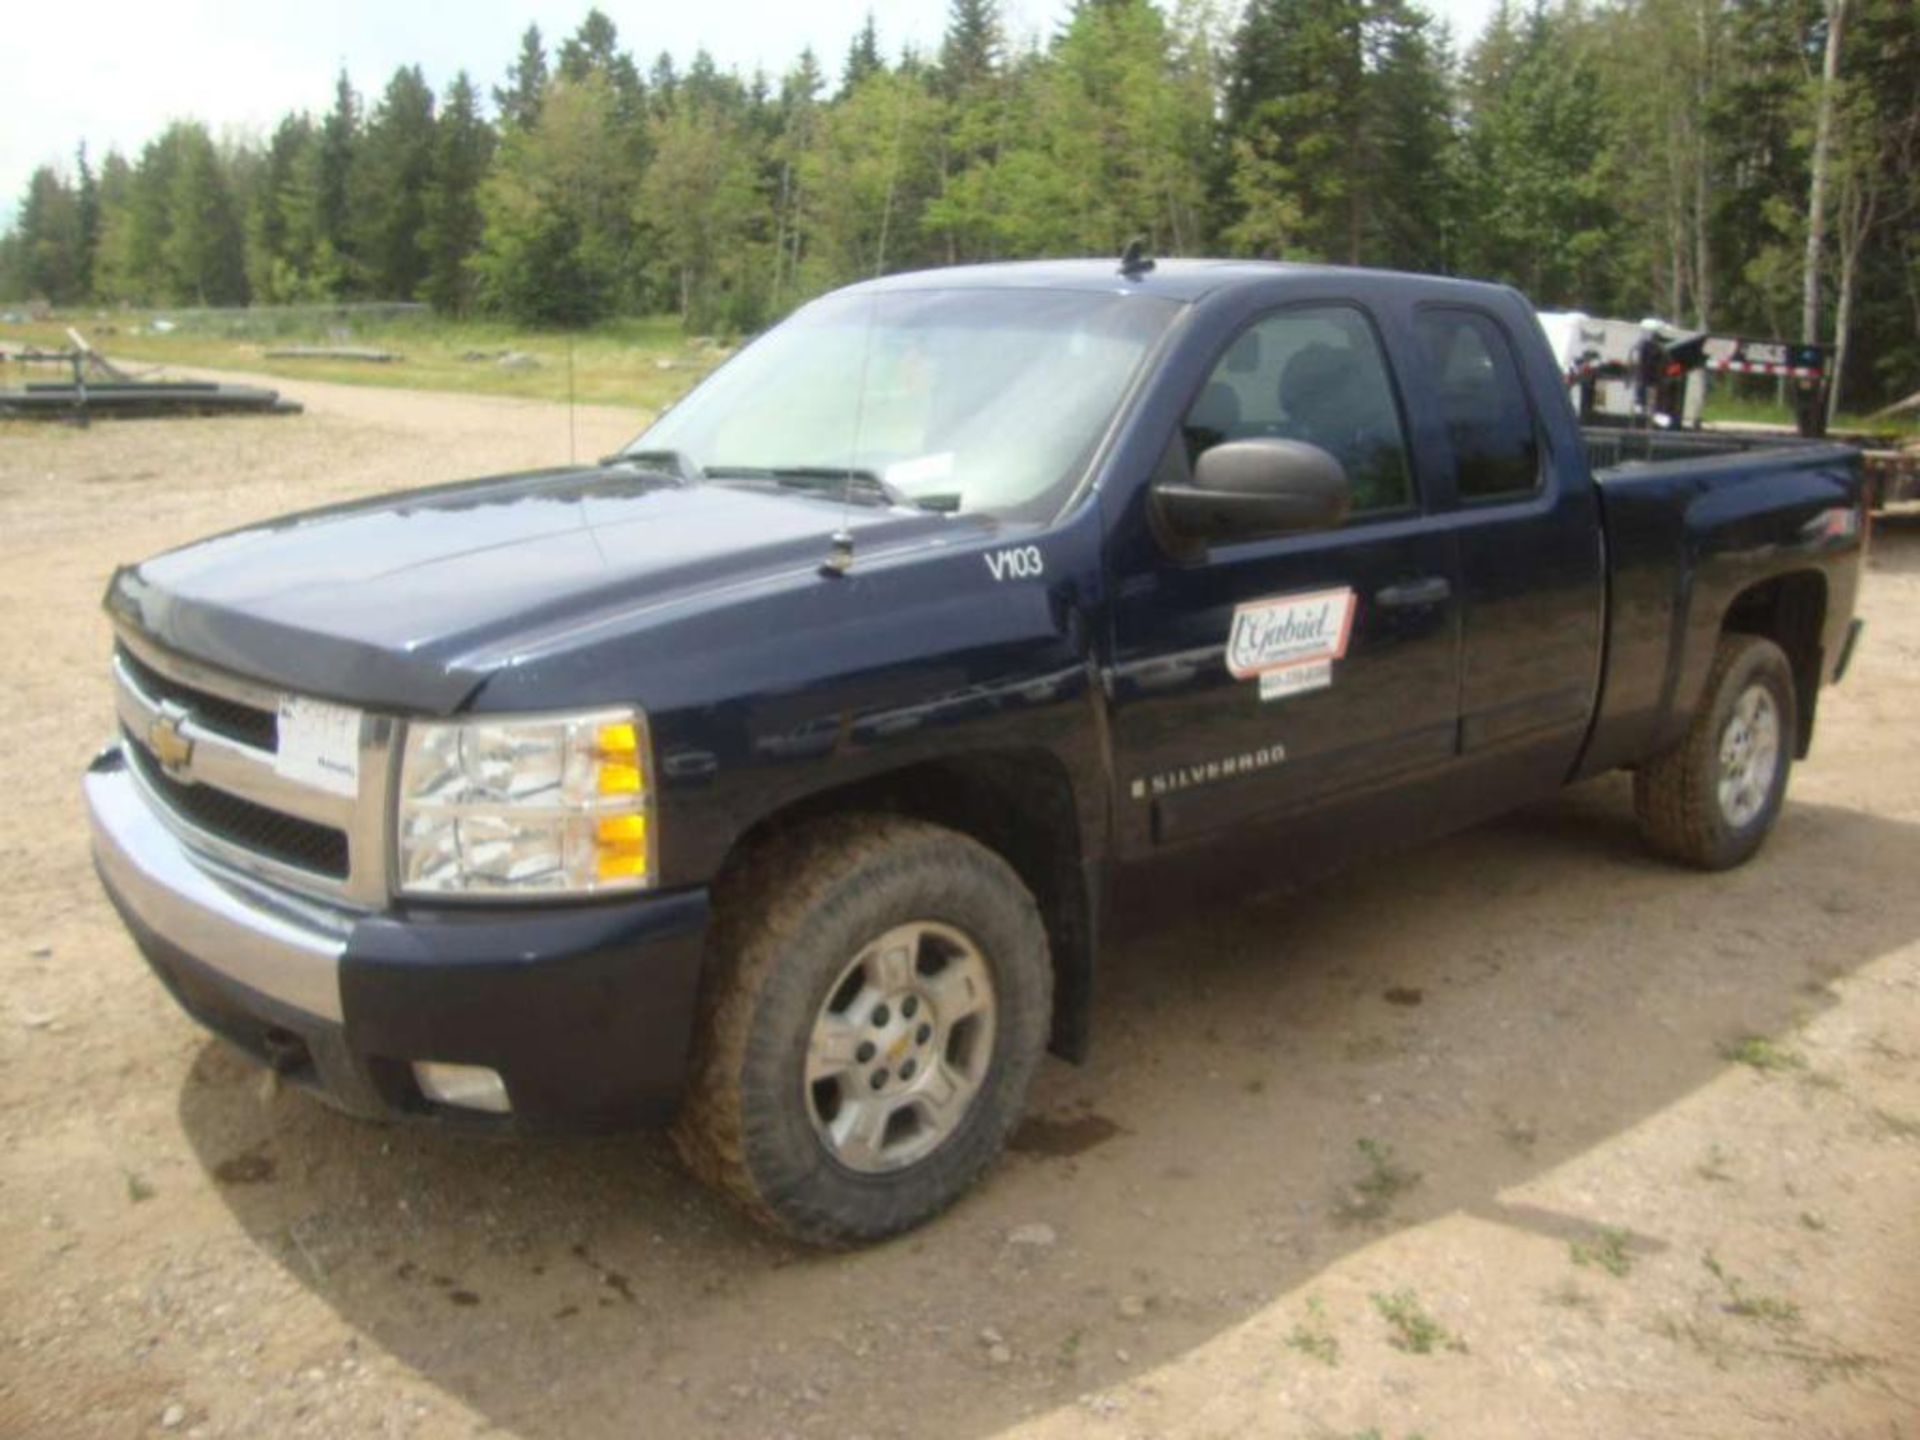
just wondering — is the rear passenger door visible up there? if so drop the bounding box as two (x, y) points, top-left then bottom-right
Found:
(1412, 305), (1604, 804)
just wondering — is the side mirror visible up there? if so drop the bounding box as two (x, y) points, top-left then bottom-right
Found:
(1155, 439), (1352, 545)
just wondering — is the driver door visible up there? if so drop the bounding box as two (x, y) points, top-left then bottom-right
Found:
(1106, 302), (1462, 855)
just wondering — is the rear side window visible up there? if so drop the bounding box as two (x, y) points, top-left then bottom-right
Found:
(1415, 309), (1541, 502)
(1182, 305), (1414, 514)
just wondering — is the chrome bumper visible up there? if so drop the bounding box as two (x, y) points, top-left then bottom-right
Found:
(86, 747), (349, 1022)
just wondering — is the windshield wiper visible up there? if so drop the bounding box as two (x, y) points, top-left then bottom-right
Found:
(703, 465), (943, 512)
(599, 447), (701, 481)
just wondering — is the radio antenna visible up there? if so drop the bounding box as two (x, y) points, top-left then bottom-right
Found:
(824, 295), (879, 577)
(566, 333), (578, 465)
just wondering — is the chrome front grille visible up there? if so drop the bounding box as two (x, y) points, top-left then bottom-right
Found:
(111, 632), (396, 906)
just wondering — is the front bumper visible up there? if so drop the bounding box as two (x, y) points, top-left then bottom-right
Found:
(86, 745), (710, 1131)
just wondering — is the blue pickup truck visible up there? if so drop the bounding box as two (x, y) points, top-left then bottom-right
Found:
(87, 258), (1866, 1244)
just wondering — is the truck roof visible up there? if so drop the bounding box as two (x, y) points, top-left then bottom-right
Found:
(846, 257), (1522, 308)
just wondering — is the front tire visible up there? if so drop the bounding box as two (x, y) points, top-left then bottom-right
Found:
(1634, 634), (1797, 870)
(673, 815), (1051, 1246)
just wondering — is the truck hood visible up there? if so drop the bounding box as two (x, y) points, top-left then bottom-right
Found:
(106, 466), (969, 712)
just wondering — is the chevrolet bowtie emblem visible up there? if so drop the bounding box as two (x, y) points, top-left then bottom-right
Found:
(147, 704), (195, 777)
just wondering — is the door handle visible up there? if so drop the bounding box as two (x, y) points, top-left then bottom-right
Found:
(1375, 577), (1452, 609)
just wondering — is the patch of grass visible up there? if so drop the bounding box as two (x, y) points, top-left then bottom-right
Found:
(1700, 391), (1919, 439)
(1653, 1313), (1882, 1388)
(1335, 1138), (1421, 1224)
(7, 310), (718, 415)
(1058, 1327), (1084, 1366)
(1719, 1035), (1807, 1073)
(1703, 1252), (1801, 1326)
(123, 1170), (155, 1204)
(1569, 1227), (1633, 1278)
(1370, 1289), (1466, 1355)
(1285, 1296), (1341, 1367)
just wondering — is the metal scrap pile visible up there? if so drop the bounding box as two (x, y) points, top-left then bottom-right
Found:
(0, 330), (301, 422)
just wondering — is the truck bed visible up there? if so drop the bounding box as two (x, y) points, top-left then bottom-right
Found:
(1576, 432), (1864, 781)
(1582, 425), (1814, 476)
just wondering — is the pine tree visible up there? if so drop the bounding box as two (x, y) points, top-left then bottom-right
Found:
(941, 0), (1005, 93)
(421, 72), (494, 314)
(161, 123), (247, 304)
(354, 66), (438, 299)
(74, 144), (99, 299)
(317, 71), (361, 290)
(472, 72), (644, 324)
(1362, 0), (1458, 271)
(1454, 6), (1619, 307)
(89, 151), (140, 303)
(559, 10), (619, 82)
(12, 166), (84, 303)
(495, 26), (549, 132)
(1223, 0), (1366, 260)
(245, 114), (314, 301)
(843, 13), (884, 96)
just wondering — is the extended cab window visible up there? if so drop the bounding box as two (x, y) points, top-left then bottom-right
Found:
(1415, 309), (1542, 502)
(1182, 305), (1413, 514)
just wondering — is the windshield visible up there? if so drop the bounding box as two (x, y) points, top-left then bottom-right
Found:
(628, 287), (1182, 522)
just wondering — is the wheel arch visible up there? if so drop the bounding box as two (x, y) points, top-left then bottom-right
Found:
(712, 749), (1099, 1062)
(1720, 569), (1826, 757)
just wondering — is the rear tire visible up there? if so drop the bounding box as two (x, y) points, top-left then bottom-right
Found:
(1634, 634), (1797, 870)
(672, 814), (1051, 1246)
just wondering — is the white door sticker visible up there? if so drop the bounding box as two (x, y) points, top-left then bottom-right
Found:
(275, 696), (362, 797)
(1227, 587), (1356, 700)
(1259, 658), (1333, 701)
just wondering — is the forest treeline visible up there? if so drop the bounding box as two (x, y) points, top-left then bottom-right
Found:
(2, 0), (1915, 407)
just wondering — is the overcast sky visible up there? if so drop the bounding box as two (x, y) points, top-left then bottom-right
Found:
(3, 0), (1501, 230)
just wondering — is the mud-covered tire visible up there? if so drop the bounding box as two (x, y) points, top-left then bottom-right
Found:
(672, 814), (1051, 1246)
(1634, 634), (1797, 870)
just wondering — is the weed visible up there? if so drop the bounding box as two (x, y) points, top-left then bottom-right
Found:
(1370, 1289), (1466, 1355)
(1703, 1252), (1801, 1326)
(1653, 1313), (1881, 1388)
(1719, 1035), (1807, 1073)
(123, 1170), (155, 1204)
(1493, 1111), (1538, 1154)
(1286, 1296), (1341, 1367)
(1569, 1227), (1633, 1278)
(1058, 1327), (1084, 1365)
(1695, 1144), (1735, 1183)
(1863, 1034), (1910, 1063)
(1543, 1278), (1601, 1318)
(1869, 1107), (1920, 1141)
(1336, 1139), (1421, 1223)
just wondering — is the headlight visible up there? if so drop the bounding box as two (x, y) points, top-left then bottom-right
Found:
(396, 709), (653, 897)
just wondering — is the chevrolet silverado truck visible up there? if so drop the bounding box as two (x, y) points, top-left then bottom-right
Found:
(87, 259), (1867, 1244)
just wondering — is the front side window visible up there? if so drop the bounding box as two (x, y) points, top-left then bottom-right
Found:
(1415, 308), (1542, 502)
(631, 287), (1181, 523)
(1181, 305), (1414, 514)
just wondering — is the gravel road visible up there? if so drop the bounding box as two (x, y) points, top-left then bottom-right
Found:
(2, 372), (1916, 1439)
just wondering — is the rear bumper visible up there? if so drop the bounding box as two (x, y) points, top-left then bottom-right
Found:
(86, 745), (710, 1131)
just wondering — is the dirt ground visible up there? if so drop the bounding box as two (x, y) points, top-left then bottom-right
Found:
(2, 372), (1916, 1440)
